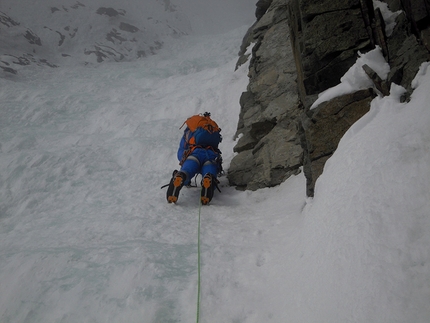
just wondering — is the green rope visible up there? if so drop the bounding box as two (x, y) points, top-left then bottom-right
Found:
(196, 200), (202, 323)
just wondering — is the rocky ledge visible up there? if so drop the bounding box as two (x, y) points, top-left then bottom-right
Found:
(228, 0), (430, 195)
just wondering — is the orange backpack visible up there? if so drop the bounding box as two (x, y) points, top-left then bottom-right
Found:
(180, 113), (222, 148)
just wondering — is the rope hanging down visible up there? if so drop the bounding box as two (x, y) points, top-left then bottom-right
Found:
(196, 199), (202, 323)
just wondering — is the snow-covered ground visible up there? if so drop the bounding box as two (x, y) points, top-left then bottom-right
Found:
(1, 2), (430, 323)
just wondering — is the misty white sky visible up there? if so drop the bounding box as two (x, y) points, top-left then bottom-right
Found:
(0, 0), (258, 67)
(174, 0), (258, 34)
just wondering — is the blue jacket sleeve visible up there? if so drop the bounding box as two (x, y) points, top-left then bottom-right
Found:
(177, 132), (188, 162)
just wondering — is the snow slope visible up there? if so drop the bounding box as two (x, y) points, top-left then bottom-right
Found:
(296, 65), (430, 322)
(1, 3), (430, 323)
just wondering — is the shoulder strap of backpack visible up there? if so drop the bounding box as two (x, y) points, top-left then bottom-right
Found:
(179, 114), (220, 133)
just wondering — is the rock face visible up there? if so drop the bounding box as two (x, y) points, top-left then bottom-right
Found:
(229, 0), (430, 195)
(228, 0), (303, 191)
(288, 0), (372, 107)
(301, 89), (374, 196)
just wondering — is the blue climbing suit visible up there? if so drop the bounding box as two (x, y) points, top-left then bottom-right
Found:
(177, 131), (220, 185)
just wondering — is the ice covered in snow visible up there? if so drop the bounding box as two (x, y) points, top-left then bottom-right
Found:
(1, 1), (430, 323)
(311, 47), (390, 109)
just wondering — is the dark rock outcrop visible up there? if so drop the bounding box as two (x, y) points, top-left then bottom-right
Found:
(0, 11), (58, 74)
(288, 0), (372, 108)
(230, 0), (430, 196)
(255, 0), (274, 20)
(119, 22), (139, 33)
(228, 0), (302, 191)
(96, 7), (125, 17)
(0, 11), (20, 27)
(299, 0), (430, 196)
(301, 89), (375, 196)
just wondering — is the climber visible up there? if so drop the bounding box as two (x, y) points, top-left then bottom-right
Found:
(166, 112), (223, 205)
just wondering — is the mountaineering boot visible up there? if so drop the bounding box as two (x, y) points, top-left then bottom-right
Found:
(166, 170), (187, 203)
(201, 173), (215, 205)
